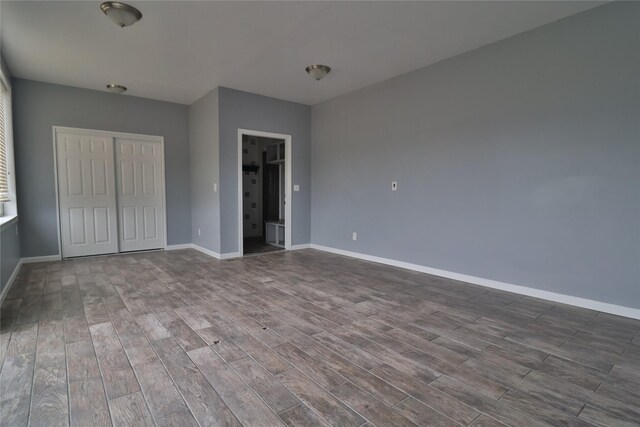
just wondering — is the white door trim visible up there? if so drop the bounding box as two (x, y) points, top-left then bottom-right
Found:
(54, 126), (165, 143)
(237, 129), (292, 256)
(52, 126), (168, 258)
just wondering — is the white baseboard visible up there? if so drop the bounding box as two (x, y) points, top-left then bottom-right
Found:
(169, 243), (309, 258)
(1, 253), (64, 303)
(21, 255), (62, 263)
(189, 244), (242, 260)
(0, 259), (23, 305)
(173, 243), (302, 260)
(220, 252), (242, 260)
(190, 244), (222, 259)
(8, 242), (636, 319)
(291, 244), (311, 250)
(309, 244), (640, 320)
(165, 244), (194, 251)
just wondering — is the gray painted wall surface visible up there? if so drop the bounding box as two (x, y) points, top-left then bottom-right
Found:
(1, 222), (20, 293)
(218, 87), (311, 253)
(189, 88), (220, 253)
(311, 2), (640, 308)
(12, 79), (191, 257)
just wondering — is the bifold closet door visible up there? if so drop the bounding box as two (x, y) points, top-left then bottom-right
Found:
(115, 138), (165, 252)
(56, 132), (118, 258)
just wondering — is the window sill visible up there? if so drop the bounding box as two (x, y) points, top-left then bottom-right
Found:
(0, 215), (18, 231)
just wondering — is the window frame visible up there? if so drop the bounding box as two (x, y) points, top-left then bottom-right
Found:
(0, 65), (17, 224)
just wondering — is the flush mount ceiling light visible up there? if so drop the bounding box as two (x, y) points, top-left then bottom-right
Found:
(305, 64), (331, 81)
(106, 83), (127, 94)
(100, 2), (142, 28)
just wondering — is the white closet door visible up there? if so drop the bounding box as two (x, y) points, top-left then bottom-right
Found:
(115, 138), (165, 252)
(56, 133), (118, 258)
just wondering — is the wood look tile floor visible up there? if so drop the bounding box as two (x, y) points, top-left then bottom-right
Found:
(1, 249), (639, 427)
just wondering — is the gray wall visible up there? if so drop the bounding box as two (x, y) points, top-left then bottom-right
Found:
(1, 222), (20, 293)
(189, 88), (220, 253)
(311, 2), (640, 308)
(13, 79), (191, 257)
(218, 87), (311, 253)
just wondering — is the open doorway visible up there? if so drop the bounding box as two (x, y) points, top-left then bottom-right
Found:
(238, 129), (292, 256)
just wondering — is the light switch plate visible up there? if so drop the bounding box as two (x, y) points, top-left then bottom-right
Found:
(293, 184), (300, 192)
(213, 183), (217, 192)
(392, 181), (398, 191)
(352, 232), (357, 241)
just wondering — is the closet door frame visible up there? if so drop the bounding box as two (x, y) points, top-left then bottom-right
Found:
(53, 126), (167, 258)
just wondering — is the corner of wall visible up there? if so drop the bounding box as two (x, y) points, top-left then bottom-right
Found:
(188, 87), (222, 253)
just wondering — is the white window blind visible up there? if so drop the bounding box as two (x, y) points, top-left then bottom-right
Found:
(0, 81), (9, 202)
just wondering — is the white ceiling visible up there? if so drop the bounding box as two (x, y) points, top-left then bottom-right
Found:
(1, 1), (604, 106)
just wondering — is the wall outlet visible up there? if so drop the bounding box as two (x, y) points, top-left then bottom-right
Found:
(198, 228), (202, 236)
(352, 232), (357, 241)
(293, 184), (300, 192)
(392, 181), (398, 191)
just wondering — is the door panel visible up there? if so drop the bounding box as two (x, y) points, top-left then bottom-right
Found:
(115, 138), (165, 252)
(66, 158), (83, 195)
(122, 206), (137, 241)
(93, 208), (111, 243)
(69, 208), (86, 245)
(143, 206), (158, 239)
(120, 160), (136, 195)
(56, 133), (118, 257)
(142, 163), (156, 195)
(91, 159), (108, 195)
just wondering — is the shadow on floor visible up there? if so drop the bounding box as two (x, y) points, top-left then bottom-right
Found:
(243, 236), (283, 256)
